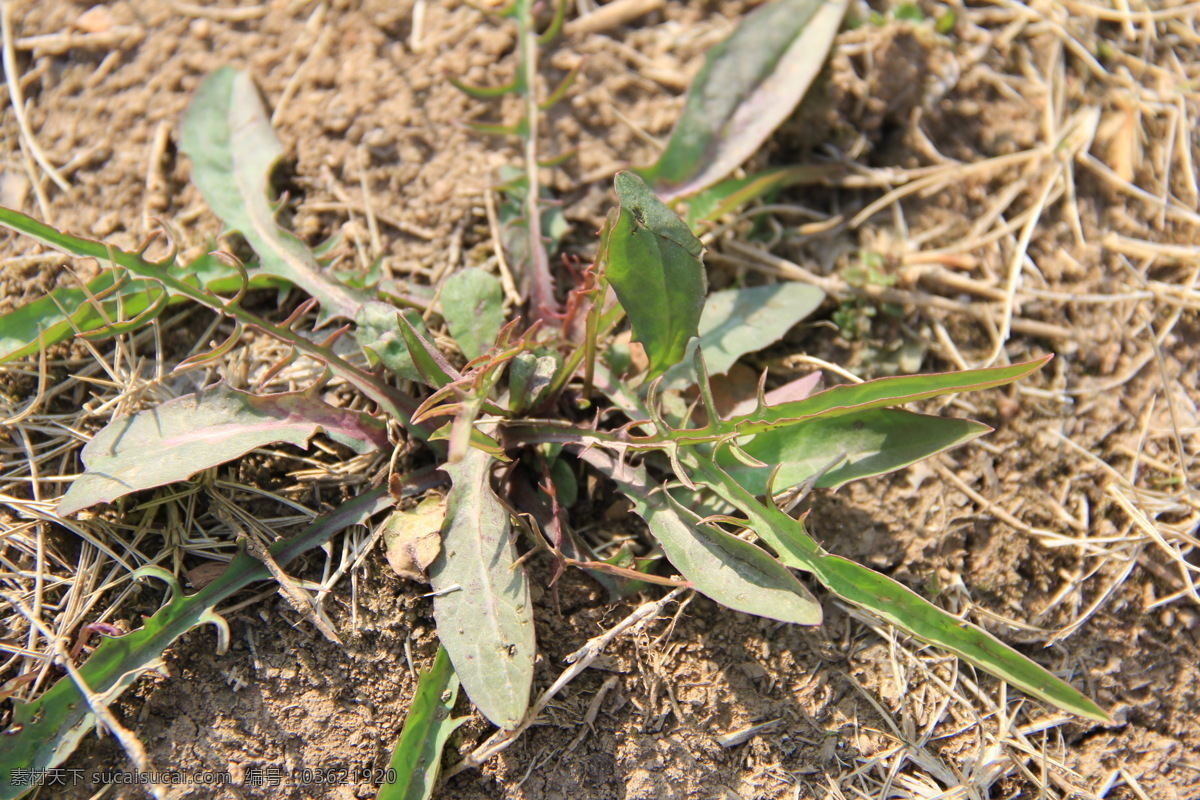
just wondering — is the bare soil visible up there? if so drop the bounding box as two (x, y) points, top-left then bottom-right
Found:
(2, 1), (1198, 799)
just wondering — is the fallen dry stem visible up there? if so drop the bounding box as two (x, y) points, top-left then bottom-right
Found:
(1, 3), (70, 192)
(724, 239), (1081, 347)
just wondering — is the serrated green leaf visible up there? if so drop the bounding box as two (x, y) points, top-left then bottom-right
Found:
(640, 0), (850, 201)
(662, 283), (825, 389)
(181, 67), (370, 323)
(397, 313), (458, 390)
(512, 359), (1051, 459)
(602, 172), (706, 379)
(0, 206), (421, 429)
(356, 302), (433, 383)
(377, 645), (465, 800)
(59, 383), (388, 515)
(680, 449), (1112, 724)
(719, 408), (990, 495)
(714, 357), (1053, 440)
(581, 450), (821, 626)
(0, 222), (279, 364)
(429, 446), (534, 729)
(441, 268), (504, 361)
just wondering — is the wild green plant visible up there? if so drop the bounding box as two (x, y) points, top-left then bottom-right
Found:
(0, 1), (1109, 797)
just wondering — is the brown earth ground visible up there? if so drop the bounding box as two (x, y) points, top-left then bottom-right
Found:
(2, 1), (1199, 799)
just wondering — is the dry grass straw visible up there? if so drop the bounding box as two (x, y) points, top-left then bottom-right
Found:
(700, 0), (1200, 796)
(0, 293), (386, 742)
(1, 0), (1198, 796)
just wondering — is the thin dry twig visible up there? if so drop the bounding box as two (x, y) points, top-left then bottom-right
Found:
(483, 187), (525, 309)
(272, 2), (329, 126)
(724, 239), (1081, 347)
(566, 0), (665, 36)
(2, 3), (70, 192)
(170, 1), (268, 22)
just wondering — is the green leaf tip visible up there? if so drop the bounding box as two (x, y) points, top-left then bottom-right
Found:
(613, 171), (703, 258)
(378, 646), (465, 800)
(603, 172), (707, 380)
(181, 67), (370, 324)
(642, 0), (852, 200)
(58, 383), (388, 516)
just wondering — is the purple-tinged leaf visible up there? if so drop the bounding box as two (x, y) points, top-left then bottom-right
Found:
(59, 384), (388, 515)
(710, 357), (1053, 440)
(762, 372), (823, 405)
(641, 0), (851, 201)
(181, 67), (370, 324)
(726, 372), (822, 418)
(495, 168), (568, 324)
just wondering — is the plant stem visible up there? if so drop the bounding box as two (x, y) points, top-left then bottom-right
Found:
(675, 446), (825, 564)
(0, 208), (419, 429)
(517, 0), (558, 322)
